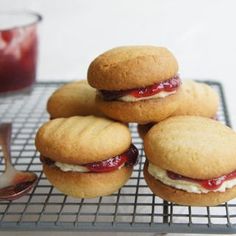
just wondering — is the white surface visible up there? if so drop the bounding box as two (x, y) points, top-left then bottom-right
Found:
(0, 1), (235, 235)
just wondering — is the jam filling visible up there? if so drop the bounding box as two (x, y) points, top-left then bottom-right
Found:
(85, 144), (139, 172)
(167, 170), (236, 191)
(100, 75), (181, 101)
(40, 144), (139, 173)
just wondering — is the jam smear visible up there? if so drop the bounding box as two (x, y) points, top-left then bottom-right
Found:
(167, 170), (236, 191)
(85, 144), (139, 173)
(100, 75), (180, 101)
(13, 171), (36, 185)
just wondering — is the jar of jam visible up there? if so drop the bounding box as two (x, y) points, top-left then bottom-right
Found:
(0, 11), (42, 93)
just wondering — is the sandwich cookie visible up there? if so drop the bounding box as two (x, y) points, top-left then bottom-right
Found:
(144, 116), (236, 206)
(137, 80), (219, 139)
(47, 80), (103, 119)
(35, 116), (138, 198)
(88, 46), (183, 124)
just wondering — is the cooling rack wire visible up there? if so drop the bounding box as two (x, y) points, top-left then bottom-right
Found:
(0, 80), (234, 234)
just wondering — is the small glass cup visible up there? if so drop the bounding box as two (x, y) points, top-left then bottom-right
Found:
(0, 11), (42, 93)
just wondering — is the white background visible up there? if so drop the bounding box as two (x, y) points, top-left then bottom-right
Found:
(0, 0), (236, 235)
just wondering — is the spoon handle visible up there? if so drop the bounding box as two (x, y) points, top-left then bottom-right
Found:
(0, 123), (13, 170)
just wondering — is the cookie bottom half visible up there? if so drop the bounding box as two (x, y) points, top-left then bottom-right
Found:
(96, 88), (183, 124)
(43, 164), (132, 198)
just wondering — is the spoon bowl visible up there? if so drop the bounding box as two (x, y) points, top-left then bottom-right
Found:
(0, 123), (38, 201)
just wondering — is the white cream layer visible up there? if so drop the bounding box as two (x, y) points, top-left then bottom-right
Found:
(55, 161), (125, 172)
(55, 162), (89, 172)
(118, 90), (176, 102)
(148, 163), (236, 194)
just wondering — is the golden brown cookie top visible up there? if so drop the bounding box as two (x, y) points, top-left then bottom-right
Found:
(35, 116), (131, 164)
(47, 80), (102, 118)
(144, 116), (236, 179)
(87, 46), (178, 90)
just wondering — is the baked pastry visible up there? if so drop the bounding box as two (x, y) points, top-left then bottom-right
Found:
(172, 80), (219, 117)
(35, 116), (138, 198)
(47, 80), (102, 119)
(137, 80), (219, 139)
(144, 116), (236, 206)
(88, 46), (183, 124)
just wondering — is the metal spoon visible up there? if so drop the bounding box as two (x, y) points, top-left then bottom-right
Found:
(0, 123), (38, 201)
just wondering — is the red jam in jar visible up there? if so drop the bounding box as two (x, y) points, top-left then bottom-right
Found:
(0, 11), (42, 93)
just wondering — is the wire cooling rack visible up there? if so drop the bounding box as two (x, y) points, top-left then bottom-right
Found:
(0, 81), (234, 234)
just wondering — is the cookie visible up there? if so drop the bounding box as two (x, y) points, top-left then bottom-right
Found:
(47, 80), (102, 118)
(172, 80), (219, 117)
(88, 46), (178, 90)
(43, 162), (132, 199)
(35, 116), (139, 198)
(87, 46), (182, 123)
(36, 116), (132, 164)
(143, 116), (236, 206)
(137, 80), (219, 138)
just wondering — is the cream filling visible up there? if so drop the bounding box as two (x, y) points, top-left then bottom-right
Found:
(118, 90), (176, 102)
(148, 163), (236, 194)
(55, 161), (125, 173)
(55, 162), (89, 172)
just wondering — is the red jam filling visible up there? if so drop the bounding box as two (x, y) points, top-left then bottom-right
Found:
(40, 145), (139, 173)
(130, 75), (180, 98)
(84, 144), (139, 172)
(100, 75), (181, 101)
(167, 170), (236, 191)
